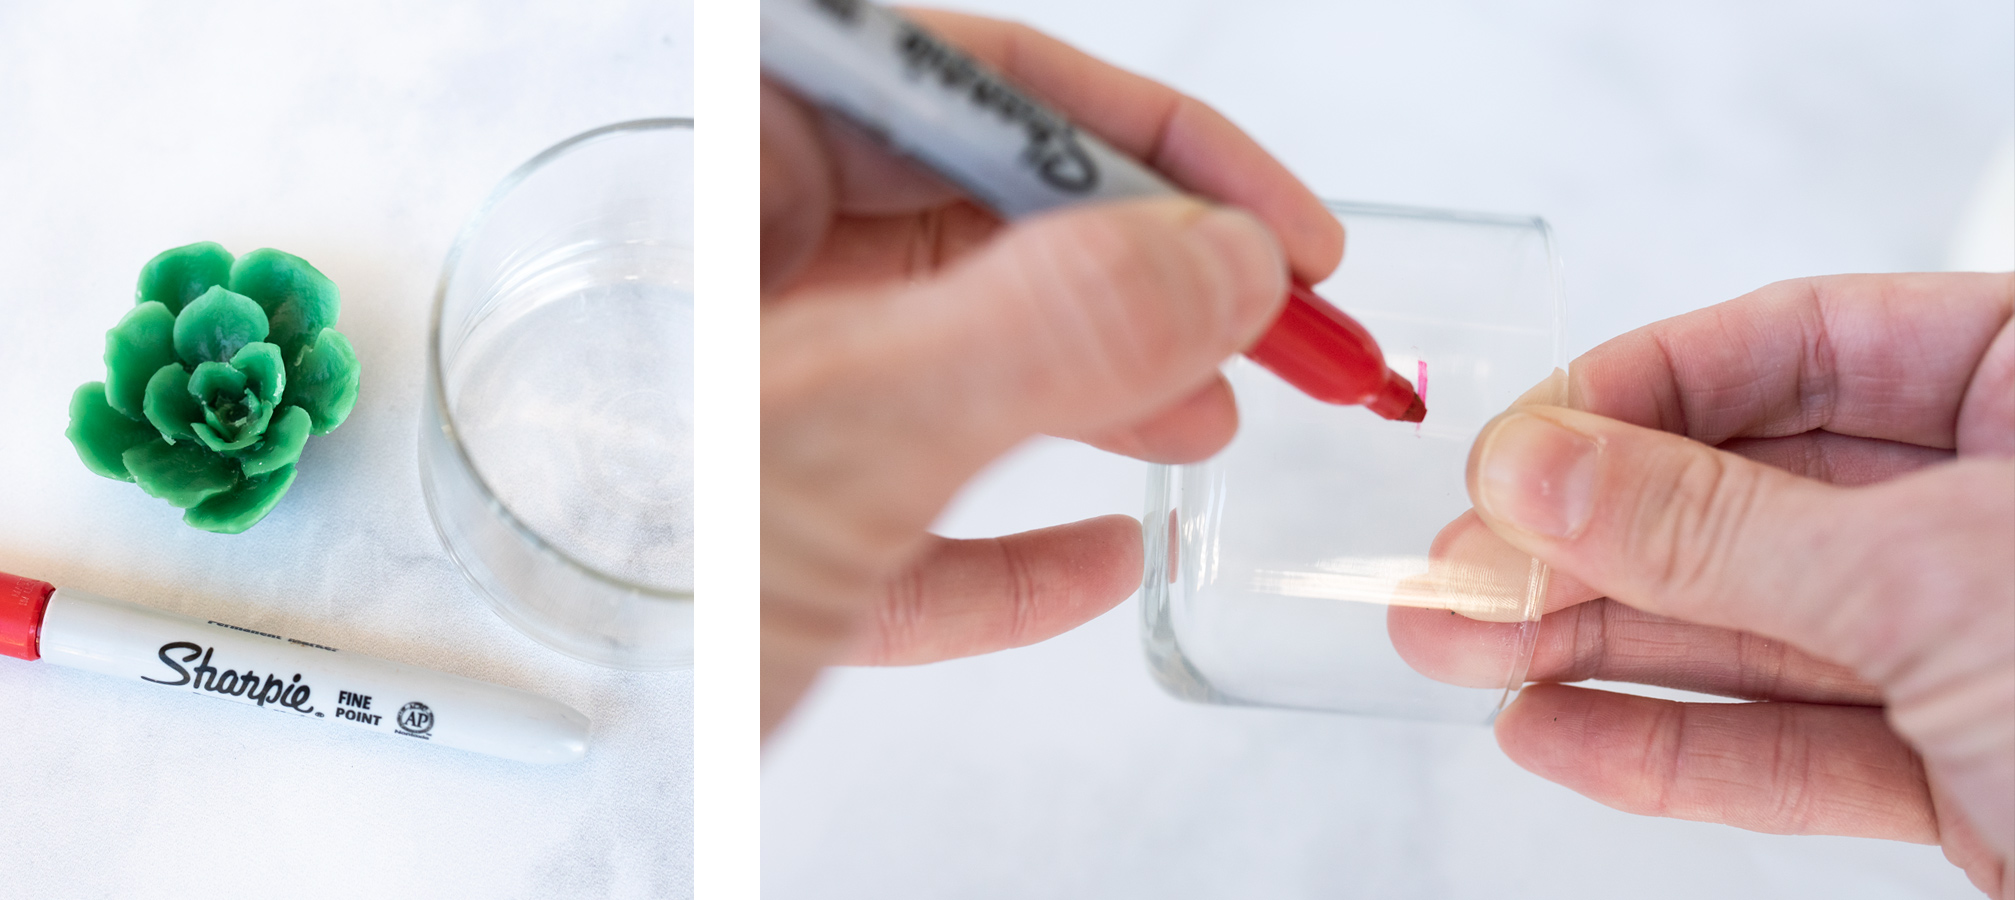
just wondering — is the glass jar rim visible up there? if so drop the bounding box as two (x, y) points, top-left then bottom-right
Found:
(425, 118), (695, 603)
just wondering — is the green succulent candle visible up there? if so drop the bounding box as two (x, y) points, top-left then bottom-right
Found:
(66, 242), (361, 533)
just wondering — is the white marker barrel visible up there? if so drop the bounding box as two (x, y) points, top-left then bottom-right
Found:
(760, 0), (1179, 219)
(3, 575), (587, 765)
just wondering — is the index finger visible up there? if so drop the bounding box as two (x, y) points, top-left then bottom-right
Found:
(904, 9), (1344, 284)
(1569, 272), (2014, 451)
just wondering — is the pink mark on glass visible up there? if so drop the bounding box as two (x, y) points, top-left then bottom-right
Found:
(1414, 359), (1429, 434)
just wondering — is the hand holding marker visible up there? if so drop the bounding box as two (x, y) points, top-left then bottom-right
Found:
(0, 570), (588, 764)
(761, 0), (1425, 421)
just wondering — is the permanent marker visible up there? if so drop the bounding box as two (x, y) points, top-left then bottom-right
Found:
(0, 570), (588, 765)
(761, 0), (1427, 421)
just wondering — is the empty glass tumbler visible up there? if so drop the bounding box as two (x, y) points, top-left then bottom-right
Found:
(1143, 201), (1565, 723)
(422, 119), (694, 670)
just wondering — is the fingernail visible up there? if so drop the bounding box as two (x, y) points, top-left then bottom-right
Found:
(1183, 206), (1285, 337)
(1476, 412), (1599, 539)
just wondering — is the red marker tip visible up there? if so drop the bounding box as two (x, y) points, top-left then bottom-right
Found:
(1368, 369), (1428, 423)
(1245, 280), (1427, 422)
(1397, 395), (1427, 423)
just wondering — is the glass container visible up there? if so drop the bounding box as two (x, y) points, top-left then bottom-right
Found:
(422, 119), (694, 670)
(1142, 201), (1564, 722)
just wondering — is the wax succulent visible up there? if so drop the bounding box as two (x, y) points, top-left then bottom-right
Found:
(66, 243), (360, 533)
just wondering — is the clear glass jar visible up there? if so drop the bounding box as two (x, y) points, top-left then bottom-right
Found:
(422, 119), (694, 670)
(1143, 201), (1564, 722)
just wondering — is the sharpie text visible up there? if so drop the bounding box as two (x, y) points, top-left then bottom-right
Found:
(141, 641), (318, 714)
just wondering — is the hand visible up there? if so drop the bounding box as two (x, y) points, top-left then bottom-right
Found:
(761, 11), (1343, 736)
(1439, 274), (2013, 895)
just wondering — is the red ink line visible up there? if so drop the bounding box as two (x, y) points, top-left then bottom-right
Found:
(1414, 360), (1429, 434)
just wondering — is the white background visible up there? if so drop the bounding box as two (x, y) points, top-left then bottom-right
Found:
(763, 2), (2014, 898)
(0, 3), (691, 898)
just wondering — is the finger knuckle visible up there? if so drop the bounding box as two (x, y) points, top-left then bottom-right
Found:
(1569, 600), (1612, 681)
(995, 537), (1041, 648)
(1638, 700), (1689, 818)
(1632, 448), (1763, 604)
(1011, 213), (1217, 395)
(1732, 632), (1793, 700)
(873, 564), (929, 664)
(1762, 709), (1820, 832)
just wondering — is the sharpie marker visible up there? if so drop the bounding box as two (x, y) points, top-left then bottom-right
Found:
(0, 570), (588, 765)
(761, 0), (1426, 421)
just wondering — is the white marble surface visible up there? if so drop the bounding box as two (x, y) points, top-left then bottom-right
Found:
(0, 3), (691, 898)
(763, 2), (2012, 898)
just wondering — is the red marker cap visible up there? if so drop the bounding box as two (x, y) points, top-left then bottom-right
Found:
(0, 571), (54, 661)
(1245, 280), (1426, 423)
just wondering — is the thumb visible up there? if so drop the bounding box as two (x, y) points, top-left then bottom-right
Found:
(1468, 406), (2015, 863)
(1465, 405), (1875, 659)
(900, 196), (1287, 456)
